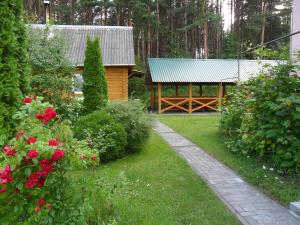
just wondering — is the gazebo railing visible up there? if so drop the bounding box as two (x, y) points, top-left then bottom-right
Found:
(157, 82), (223, 113)
(159, 97), (219, 113)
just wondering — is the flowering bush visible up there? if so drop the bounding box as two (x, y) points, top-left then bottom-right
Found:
(0, 97), (99, 224)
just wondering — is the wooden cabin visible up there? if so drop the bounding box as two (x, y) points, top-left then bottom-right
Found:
(29, 25), (135, 101)
(148, 58), (279, 113)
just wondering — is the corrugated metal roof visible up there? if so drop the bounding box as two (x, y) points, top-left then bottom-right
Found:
(148, 58), (282, 83)
(29, 24), (135, 67)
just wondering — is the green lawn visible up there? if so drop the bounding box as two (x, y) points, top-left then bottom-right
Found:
(159, 115), (300, 206)
(71, 132), (241, 225)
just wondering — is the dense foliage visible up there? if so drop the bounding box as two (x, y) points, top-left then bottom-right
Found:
(0, 97), (98, 224)
(28, 26), (73, 107)
(73, 110), (127, 162)
(0, 0), (30, 145)
(82, 38), (108, 114)
(105, 100), (151, 153)
(221, 62), (300, 175)
(128, 76), (149, 104)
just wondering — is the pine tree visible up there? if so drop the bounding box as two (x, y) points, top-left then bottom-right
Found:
(82, 37), (108, 114)
(0, 0), (23, 143)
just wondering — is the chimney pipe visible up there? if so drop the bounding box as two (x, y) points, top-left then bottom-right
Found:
(44, 0), (50, 24)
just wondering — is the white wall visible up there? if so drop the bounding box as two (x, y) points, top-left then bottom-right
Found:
(291, 0), (300, 59)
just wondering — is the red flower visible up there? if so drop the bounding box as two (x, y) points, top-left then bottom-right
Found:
(25, 180), (35, 188)
(52, 149), (65, 161)
(6, 149), (17, 156)
(16, 132), (24, 139)
(0, 165), (11, 179)
(0, 188), (7, 193)
(39, 159), (53, 173)
(0, 165), (13, 185)
(3, 146), (10, 153)
(46, 203), (51, 209)
(38, 177), (46, 188)
(34, 207), (41, 213)
(42, 108), (57, 123)
(38, 198), (45, 207)
(25, 173), (40, 188)
(91, 155), (97, 161)
(23, 97), (32, 104)
(27, 149), (39, 159)
(35, 108), (57, 123)
(35, 114), (44, 120)
(48, 139), (59, 146)
(27, 137), (37, 145)
(0, 175), (13, 185)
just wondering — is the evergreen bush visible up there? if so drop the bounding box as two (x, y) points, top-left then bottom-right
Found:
(82, 38), (108, 114)
(0, 0), (29, 144)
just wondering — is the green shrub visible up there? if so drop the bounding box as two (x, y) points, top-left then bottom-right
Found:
(220, 62), (300, 174)
(82, 38), (108, 114)
(128, 76), (149, 105)
(58, 98), (84, 125)
(28, 26), (73, 107)
(104, 100), (151, 153)
(73, 111), (127, 162)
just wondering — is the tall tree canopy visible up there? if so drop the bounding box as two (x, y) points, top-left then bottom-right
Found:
(23, 0), (292, 65)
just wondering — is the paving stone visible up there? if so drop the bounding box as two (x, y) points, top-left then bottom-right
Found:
(154, 121), (300, 225)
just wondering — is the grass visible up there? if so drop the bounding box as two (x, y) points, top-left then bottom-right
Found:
(71, 132), (241, 225)
(159, 115), (300, 206)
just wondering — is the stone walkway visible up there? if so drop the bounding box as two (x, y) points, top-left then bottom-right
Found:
(154, 121), (300, 225)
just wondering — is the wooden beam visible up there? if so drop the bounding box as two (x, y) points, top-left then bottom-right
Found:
(188, 83), (192, 113)
(158, 82), (162, 113)
(199, 85), (202, 97)
(175, 84), (178, 97)
(150, 83), (154, 111)
(218, 82), (223, 109)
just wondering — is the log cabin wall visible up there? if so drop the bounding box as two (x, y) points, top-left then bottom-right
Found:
(75, 66), (129, 101)
(105, 67), (128, 100)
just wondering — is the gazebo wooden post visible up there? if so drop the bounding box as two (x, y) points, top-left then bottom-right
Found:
(150, 82), (154, 111)
(188, 83), (193, 113)
(218, 82), (223, 109)
(158, 82), (162, 113)
(199, 84), (202, 97)
(175, 84), (179, 97)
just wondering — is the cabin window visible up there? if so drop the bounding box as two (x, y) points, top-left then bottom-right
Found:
(73, 74), (83, 94)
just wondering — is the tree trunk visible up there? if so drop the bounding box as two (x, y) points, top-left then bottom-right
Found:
(147, 1), (151, 58)
(202, 0), (208, 59)
(184, 0), (188, 53)
(156, 0), (160, 57)
(261, 0), (267, 44)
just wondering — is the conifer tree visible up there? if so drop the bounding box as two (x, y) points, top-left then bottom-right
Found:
(13, 0), (30, 94)
(0, 0), (23, 143)
(82, 37), (108, 114)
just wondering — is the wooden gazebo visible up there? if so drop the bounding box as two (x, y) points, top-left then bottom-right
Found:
(148, 58), (279, 113)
